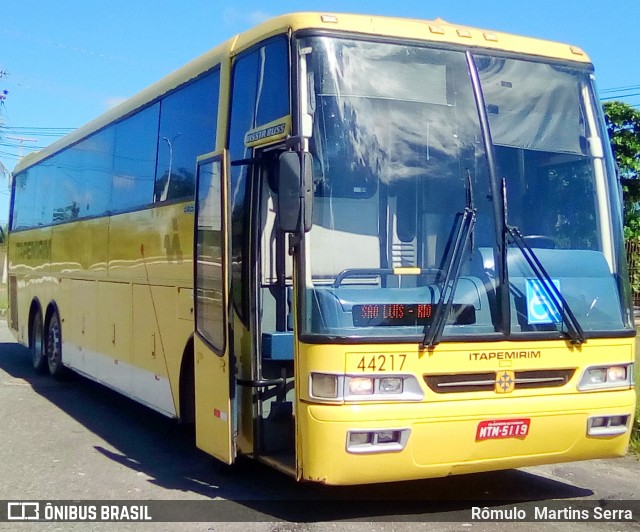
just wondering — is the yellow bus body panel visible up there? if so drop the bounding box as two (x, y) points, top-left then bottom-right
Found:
(194, 334), (234, 464)
(297, 339), (635, 485)
(8, 201), (195, 417)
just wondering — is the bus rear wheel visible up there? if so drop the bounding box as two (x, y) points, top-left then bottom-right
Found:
(46, 312), (64, 378)
(29, 308), (47, 373)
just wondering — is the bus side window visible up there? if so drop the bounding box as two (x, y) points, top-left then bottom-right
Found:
(154, 70), (220, 203)
(110, 104), (159, 213)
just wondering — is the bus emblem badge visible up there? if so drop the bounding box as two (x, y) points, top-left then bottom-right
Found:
(495, 371), (515, 393)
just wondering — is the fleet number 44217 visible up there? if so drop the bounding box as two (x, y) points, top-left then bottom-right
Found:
(357, 354), (406, 372)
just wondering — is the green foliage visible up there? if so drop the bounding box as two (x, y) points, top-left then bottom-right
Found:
(604, 101), (640, 180)
(610, 104), (640, 453)
(623, 206), (640, 240)
(604, 101), (640, 238)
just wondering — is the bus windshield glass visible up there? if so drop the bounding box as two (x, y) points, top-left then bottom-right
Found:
(298, 35), (632, 342)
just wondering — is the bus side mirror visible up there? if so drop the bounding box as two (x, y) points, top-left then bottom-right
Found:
(277, 151), (313, 233)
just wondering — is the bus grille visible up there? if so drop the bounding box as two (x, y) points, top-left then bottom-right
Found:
(424, 369), (575, 393)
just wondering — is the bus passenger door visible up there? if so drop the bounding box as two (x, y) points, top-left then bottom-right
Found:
(254, 164), (296, 461)
(193, 151), (235, 463)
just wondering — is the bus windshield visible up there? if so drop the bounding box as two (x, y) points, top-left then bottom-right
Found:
(298, 36), (632, 342)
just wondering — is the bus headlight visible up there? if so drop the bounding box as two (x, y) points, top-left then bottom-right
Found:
(311, 373), (339, 399)
(309, 373), (423, 402)
(606, 366), (629, 382)
(348, 377), (374, 395)
(379, 377), (403, 394)
(578, 363), (633, 391)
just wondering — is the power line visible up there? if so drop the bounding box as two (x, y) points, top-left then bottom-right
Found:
(2, 126), (75, 133)
(601, 92), (640, 101)
(0, 141), (46, 150)
(0, 125), (73, 163)
(600, 84), (640, 94)
(2, 132), (70, 138)
(598, 83), (640, 106)
(1, 127), (75, 138)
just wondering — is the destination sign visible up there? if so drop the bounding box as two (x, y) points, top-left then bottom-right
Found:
(352, 303), (475, 327)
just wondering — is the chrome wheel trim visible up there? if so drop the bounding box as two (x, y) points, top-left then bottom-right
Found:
(47, 314), (62, 374)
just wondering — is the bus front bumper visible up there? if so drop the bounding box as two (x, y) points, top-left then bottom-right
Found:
(297, 390), (636, 485)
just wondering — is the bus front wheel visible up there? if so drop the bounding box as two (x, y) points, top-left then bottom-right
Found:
(46, 312), (64, 378)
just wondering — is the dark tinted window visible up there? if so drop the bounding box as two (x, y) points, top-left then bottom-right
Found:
(11, 169), (35, 230)
(12, 161), (54, 229)
(195, 158), (225, 351)
(228, 50), (257, 321)
(110, 103), (159, 212)
(32, 163), (54, 227)
(53, 149), (82, 223)
(228, 38), (290, 322)
(155, 70), (220, 202)
(79, 128), (114, 218)
(229, 51), (260, 163)
(53, 128), (114, 223)
(11, 66), (225, 229)
(255, 39), (290, 125)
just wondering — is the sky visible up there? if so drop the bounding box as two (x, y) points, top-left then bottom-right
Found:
(0, 0), (639, 225)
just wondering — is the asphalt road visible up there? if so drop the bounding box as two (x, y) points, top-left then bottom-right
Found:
(0, 319), (638, 531)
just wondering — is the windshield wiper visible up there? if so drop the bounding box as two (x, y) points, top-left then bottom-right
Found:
(499, 176), (585, 345)
(423, 172), (476, 349)
(506, 225), (586, 345)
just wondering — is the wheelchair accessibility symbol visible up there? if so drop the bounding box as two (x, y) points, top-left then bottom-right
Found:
(526, 279), (561, 324)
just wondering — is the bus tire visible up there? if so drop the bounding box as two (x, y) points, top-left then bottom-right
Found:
(29, 307), (47, 373)
(46, 311), (65, 378)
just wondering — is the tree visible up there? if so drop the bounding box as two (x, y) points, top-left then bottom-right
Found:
(603, 101), (640, 239)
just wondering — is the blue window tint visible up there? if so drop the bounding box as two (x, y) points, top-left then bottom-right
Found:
(110, 103), (159, 212)
(12, 162), (53, 229)
(155, 70), (220, 202)
(54, 127), (115, 223)
(255, 38), (290, 126)
(32, 162), (54, 227)
(228, 37), (289, 165)
(52, 149), (79, 223)
(76, 128), (114, 218)
(227, 37), (290, 324)
(228, 47), (261, 323)
(11, 169), (35, 230)
(229, 50), (260, 163)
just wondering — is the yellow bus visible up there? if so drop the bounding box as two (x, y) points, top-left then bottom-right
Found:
(8, 12), (636, 485)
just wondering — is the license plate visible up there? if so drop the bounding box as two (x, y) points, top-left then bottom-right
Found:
(476, 418), (530, 441)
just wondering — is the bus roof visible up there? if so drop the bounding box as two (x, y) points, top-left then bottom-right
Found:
(15, 11), (591, 174)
